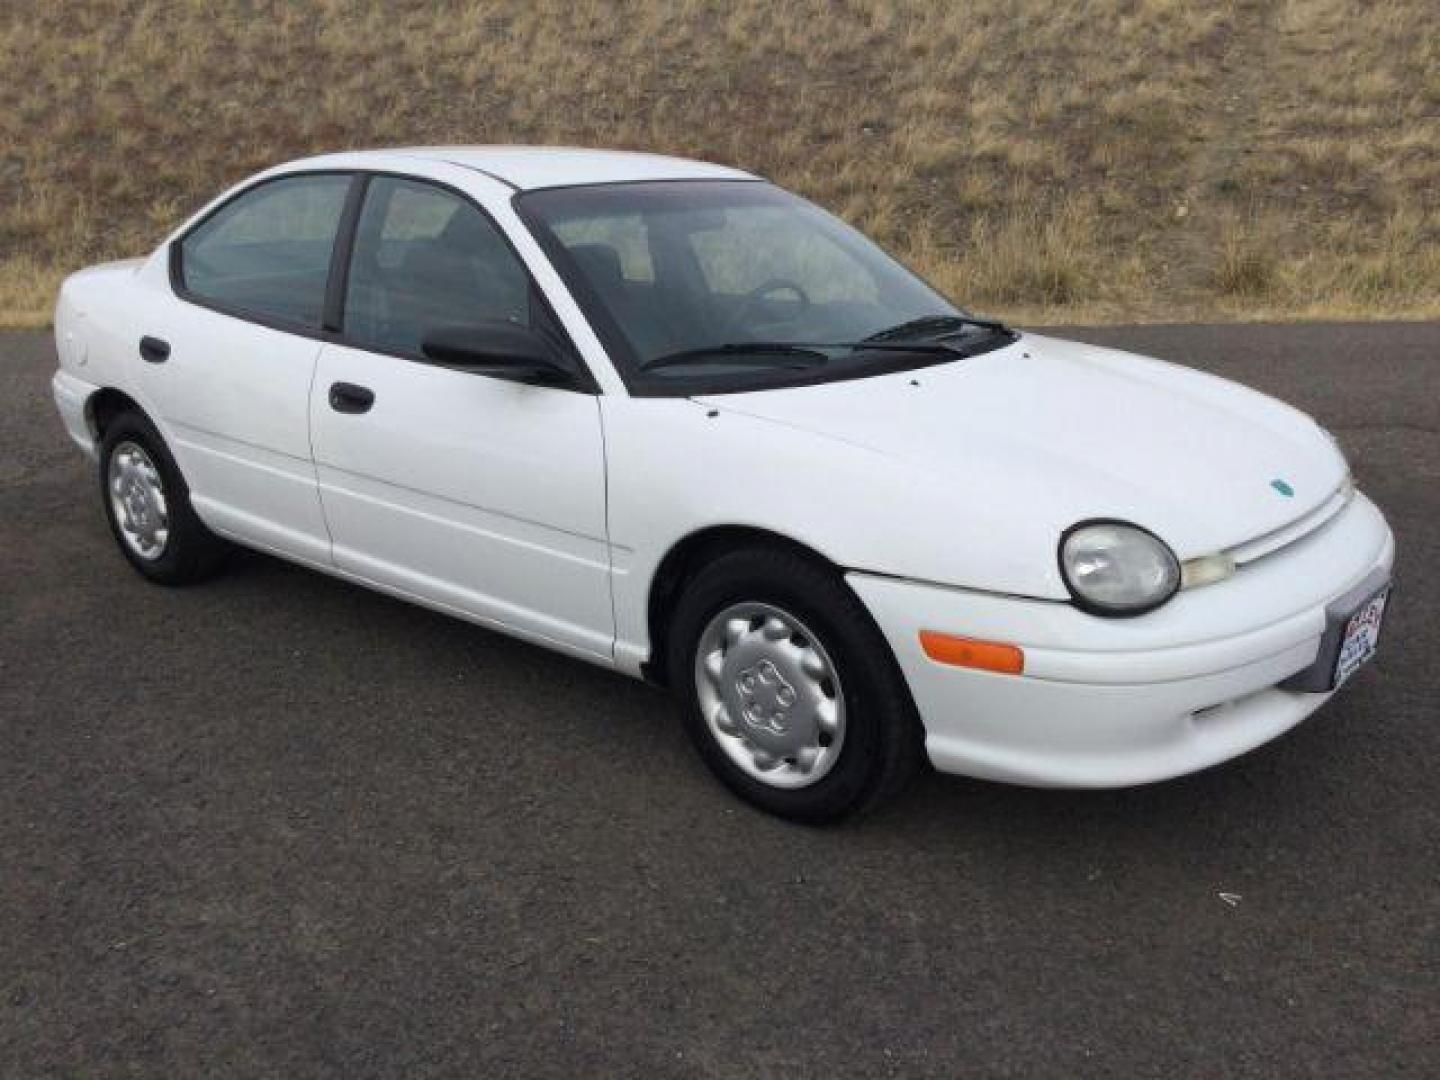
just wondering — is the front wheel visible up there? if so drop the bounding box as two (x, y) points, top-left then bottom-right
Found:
(667, 546), (924, 823)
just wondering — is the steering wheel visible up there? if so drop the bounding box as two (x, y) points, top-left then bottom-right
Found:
(721, 278), (813, 337)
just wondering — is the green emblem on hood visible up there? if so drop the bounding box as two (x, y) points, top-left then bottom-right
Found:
(1270, 478), (1295, 497)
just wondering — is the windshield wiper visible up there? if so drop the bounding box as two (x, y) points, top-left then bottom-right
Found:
(862, 314), (1009, 343)
(641, 337), (994, 374)
(641, 343), (833, 373)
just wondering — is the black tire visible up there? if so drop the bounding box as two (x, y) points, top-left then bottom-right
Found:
(667, 545), (925, 823)
(98, 410), (229, 585)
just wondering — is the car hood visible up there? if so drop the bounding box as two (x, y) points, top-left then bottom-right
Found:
(693, 333), (1347, 592)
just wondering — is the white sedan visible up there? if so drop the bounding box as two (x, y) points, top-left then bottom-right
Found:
(51, 147), (1394, 821)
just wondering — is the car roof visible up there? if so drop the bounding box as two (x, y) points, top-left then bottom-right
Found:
(274, 146), (756, 191)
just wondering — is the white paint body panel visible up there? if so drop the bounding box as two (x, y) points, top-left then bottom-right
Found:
(310, 341), (613, 662)
(690, 334), (1348, 585)
(134, 293), (333, 564)
(392, 145), (754, 189)
(851, 493), (1393, 785)
(50, 146), (1396, 790)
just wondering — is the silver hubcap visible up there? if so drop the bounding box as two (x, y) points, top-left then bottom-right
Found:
(107, 441), (169, 560)
(694, 602), (846, 789)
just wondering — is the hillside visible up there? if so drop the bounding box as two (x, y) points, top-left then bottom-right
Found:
(2, 0), (1437, 327)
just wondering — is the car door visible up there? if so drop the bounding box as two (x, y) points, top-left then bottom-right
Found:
(309, 174), (613, 662)
(135, 172), (355, 565)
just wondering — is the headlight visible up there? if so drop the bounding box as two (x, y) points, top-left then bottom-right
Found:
(1059, 521), (1180, 615)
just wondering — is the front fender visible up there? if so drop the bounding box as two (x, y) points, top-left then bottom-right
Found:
(602, 396), (1065, 672)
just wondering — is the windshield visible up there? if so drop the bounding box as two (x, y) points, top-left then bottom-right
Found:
(516, 181), (1007, 394)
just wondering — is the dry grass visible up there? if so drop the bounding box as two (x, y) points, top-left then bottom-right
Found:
(1214, 217), (1280, 299)
(2, 0), (1437, 328)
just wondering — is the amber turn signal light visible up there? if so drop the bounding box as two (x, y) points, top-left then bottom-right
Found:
(919, 631), (1025, 675)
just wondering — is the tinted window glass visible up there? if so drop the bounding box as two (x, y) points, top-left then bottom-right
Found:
(518, 181), (966, 391)
(687, 207), (878, 307)
(552, 212), (654, 282)
(343, 177), (531, 356)
(179, 174), (350, 327)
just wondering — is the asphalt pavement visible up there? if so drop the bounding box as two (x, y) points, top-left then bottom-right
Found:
(2, 323), (1436, 1077)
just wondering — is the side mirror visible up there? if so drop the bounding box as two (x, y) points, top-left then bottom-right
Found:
(419, 321), (576, 386)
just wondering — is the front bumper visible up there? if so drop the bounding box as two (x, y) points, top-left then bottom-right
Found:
(52, 369), (98, 458)
(849, 492), (1395, 787)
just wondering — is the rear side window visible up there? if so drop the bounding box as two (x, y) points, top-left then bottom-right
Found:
(342, 176), (532, 356)
(177, 174), (351, 328)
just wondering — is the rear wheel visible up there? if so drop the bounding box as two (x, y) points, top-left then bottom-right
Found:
(98, 411), (229, 585)
(667, 545), (924, 823)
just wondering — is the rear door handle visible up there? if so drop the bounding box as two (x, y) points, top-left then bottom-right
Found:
(139, 336), (170, 364)
(328, 381), (375, 414)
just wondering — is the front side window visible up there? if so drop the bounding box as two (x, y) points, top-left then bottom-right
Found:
(517, 180), (1003, 394)
(177, 173), (351, 327)
(343, 176), (531, 356)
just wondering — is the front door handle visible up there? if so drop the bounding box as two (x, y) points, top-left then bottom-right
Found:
(328, 381), (375, 414)
(139, 336), (170, 364)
